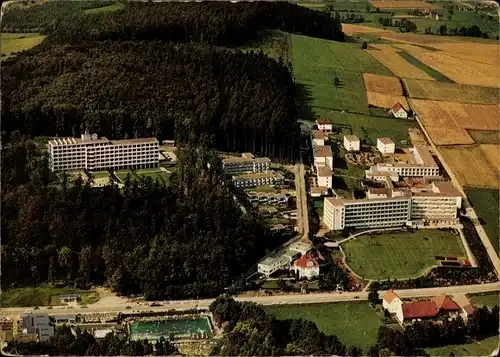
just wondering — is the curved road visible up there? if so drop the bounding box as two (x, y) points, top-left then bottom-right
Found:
(1, 282), (498, 316)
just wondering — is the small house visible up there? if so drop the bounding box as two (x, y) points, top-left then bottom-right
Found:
(390, 103), (408, 119)
(343, 135), (360, 152)
(310, 130), (326, 147)
(58, 294), (81, 303)
(316, 118), (333, 133)
(291, 254), (320, 279)
(382, 289), (402, 313)
(316, 166), (333, 189)
(377, 138), (395, 154)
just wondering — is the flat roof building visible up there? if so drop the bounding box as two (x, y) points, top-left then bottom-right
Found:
(232, 172), (284, 188)
(313, 145), (333, 171)
(47, 132), (159, 172)
(344, 135), (360, 152)
(377, 138), (395, 154)
(317, 166), (333, 189)
(310, 130), (326, 147)
(222, 153), (270, 174)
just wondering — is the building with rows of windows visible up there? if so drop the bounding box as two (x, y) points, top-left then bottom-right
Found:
(221, 153), (271, 174)
(323, 181), (462, 231)
(47, 132), (159, 172)
(232, 172), (284, 188)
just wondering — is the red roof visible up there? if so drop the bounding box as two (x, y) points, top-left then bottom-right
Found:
(316, 117), (331, 125)
(462, 304), (475, 315)
(402, 301), (438, 319)
(391, 102), (406, 112)
(433, 294), (461, 311)
(382, 289), (401, 303)
(294, 254), (319, 269)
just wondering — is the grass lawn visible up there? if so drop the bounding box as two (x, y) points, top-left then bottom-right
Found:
(265, 302), (382, 351)
(468, 292), (499, 308)
(397, 52), (454, 82)
(89, 170), (110, 179)
(313, 199), (324, 218)
(342, 229), (466, 280)
(1, 33), (45, 58)
(135, 169), (171, 185)
(291, 34), (392, 117)
(254, 185), (277, 193)
(424, 335), (499, 357)
(0, 287), (99, 307)
(83, 2), (124, 14)
(114, 170), (137, 183)
(465, 187), (499, 255)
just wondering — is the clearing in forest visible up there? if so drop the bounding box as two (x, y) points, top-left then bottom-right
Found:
(404, 79), (499, 104)
(342, 229), (466, 280)
(1, 32), (45, 58)
(438, 145), (499, 189)
(369, 0), (441, 9)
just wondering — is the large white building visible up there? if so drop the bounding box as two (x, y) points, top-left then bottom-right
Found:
(343, 135), (360, 152)
(222, 153), (270, 174)
(313, 145), (334, 171)
(323, 181), (462, 231)
(366, 145), (440, 179)
(232, 172), (284, 188)
(47, 132), (159, 172)
(377, 138), (395, 154)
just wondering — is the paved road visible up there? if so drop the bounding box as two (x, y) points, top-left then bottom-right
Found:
(2, 282), (498, 317)
(415, 116), (500, 277)
(296, 163), (309, 238)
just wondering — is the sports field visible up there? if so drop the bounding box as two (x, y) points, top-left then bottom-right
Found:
(291, 34), (392, 116)
(265, 302), (382, 350)
(1, 32), (45, 58)
(342, 229), (466, 280)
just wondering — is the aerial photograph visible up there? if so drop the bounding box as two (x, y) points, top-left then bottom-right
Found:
(0, 0), (498, 355)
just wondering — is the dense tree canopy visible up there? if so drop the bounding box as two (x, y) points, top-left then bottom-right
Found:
(1, 41), (298, 159)
(2, 1), (344, 45)
(1, 137), (287, 299)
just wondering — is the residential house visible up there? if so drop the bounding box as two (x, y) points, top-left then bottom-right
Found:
(311, 130), (326, 147)
(382, 289), (403, 314)
(396, 300), (439, 324)
(317, 166), (333, 189)
(390, 103), (408, 119)
(316, 118), (333, 132)
(377, 138), (395, 154)
(343, 135), (360, 152)
(59, 294), (81, 303)
(313, 145), (334, 171)
(291, 254), (320, 279)
(433, 294), (462, 319)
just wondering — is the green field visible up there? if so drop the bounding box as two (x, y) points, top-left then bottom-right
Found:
(468, 292), (499, 308)
(135, 168), (171, 184)
(424, 334), (499, 357)
(342, 229), (466, 280)
(265, 302), (382, 351)
(465, 187), (499, 254)
(1, 32), (45, 58)
(114, 169), (137, 183)
(89, 170), (110, 179)
(0, 287), (99, 307)
(291, 34), (392, 117)
(83, 2), (124, 14)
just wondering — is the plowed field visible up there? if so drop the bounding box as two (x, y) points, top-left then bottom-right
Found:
(404, 80), (499, 104)
(480, 144), (500, 172)
(439, 146), (499, 188)
(369, 0), (440, 9)
(363, 73), (403, 95)
(367, 92), (409, 110)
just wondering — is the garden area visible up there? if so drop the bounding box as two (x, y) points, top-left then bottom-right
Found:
(342, 229), (467, 280)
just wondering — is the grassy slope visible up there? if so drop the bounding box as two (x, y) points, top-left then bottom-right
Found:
(1, 32), (45, 57)
(83, 2), (124, 14)
(265, 302), (382, 351)
(468, 292), (500, 308)
(292, 34), (392, 116)
(464, 187), (499, 255)
(342, 229), (466, 280)
(0, 287), (99, 307)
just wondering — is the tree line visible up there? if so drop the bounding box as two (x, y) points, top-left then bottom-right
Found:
(1, 40), (299, 160)
(209, 295), (362, 356)
(1, 136), (288, 299)
(2, 1), (344, 46)
(5, 325), (178, 356)
(424, 24), (492, 38)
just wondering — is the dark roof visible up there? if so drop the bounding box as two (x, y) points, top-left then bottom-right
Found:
(402, 301), (438, 319)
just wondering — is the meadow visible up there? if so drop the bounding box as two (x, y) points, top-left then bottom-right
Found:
(423, 334), (499, 357)
(342, 229), (466, 280)
(468, 292), (499, 308)
(1, 32), (45, 58)
(265, 301), (382, 351)
(0, 286), (99, 307)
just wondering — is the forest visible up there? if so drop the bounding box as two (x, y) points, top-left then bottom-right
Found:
(1, 41), (299, 160)
(1, 136), (288, 299)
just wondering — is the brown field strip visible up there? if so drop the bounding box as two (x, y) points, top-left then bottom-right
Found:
(380, 33), (471, 45)
(363, 73), (403, 95)
(369, 0), (441, 9)
(414, 52), (500, 87)
(428, 43), (500, 66)
(392, 43), (435, 54)
(367, 92), (409, 109)
(404, 79), (500, 104)
(480, 144), (500, 173)
(439, 146), (499, 188)
(367, 50), (434, 80)
(342, 24), (391, 35)
(410, 99), (500, 146)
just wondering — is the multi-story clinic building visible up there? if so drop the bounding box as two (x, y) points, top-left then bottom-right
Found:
(47, 132), (159, 172)
(232, 172), (284, 188)
(21, 312), (54, 341)
(222, 153), (270, 174)
(323, 182), (462, 231)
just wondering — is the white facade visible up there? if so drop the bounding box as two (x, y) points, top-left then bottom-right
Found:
(310, 130), (325, 147)
(292, 262), (320, 279)
(391, 108), (408, 119)
(232, 172), (284, 188)
(372, 163), (439, 178)
(382, 290), (403, 313)
(258, 256), (290, 277)
(222, 154), (270, 174)
(313, 145), (334, 171)
(316, 119), (333, 132)
(377, 138), (395, 154)
(343, 135), (360, 152)
(47, 133), (159, 172)
(317, 166), (333, 189)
